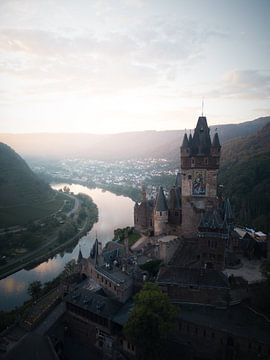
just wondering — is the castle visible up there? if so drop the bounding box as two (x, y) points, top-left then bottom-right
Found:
(134, 115), (233, 270)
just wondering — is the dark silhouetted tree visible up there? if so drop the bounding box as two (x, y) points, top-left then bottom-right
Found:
(124, 282), (177, 360)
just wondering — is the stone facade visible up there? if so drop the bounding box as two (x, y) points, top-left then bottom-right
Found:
(181, 117), (221, 237)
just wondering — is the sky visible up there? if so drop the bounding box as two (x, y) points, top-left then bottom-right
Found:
(0, 0), (269, 134)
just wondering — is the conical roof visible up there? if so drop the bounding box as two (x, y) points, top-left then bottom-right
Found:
(169, 187), (181, 210)
(155, 186), (168, 212)
(212, 132), (221, 148)
(77, 246), (83, 263)
(175, 172), (181, 187)
(188, 133), (193, 145)
(181, 133), (189, 148)
(90, 237), (99, 265)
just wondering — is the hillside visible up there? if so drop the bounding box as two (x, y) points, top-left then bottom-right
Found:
(219, 123), (270, 232)
(0, 143), (65, 228)
(0, 116), (269, 160)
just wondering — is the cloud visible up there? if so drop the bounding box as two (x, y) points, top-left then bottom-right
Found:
(0, 16), (227, 100)
(221, 70), (270, 99)
(181, 70), (270, 100)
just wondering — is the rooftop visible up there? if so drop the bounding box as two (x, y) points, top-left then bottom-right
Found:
(179, 303), (270, 345)
(157, 267), (229, 289)
(96, 264), (133, 288)
(65, 286), (122, 319)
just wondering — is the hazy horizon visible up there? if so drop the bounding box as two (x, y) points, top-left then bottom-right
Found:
(0, 114), (269, 135)
(0, 0), (270, 134)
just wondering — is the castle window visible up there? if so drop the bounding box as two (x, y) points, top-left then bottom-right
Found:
(204, 158), (208, 165)
(160, 211), (162, 216)
(191, 158), (195, 167)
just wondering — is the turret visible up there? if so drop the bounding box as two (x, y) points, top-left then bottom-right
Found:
(169, 187), (181, 210)
(77, 246), (83, 264)
(181, 133), (190, 157)
(188, 132), (192, 145)
(211, 131), (221, 157)
(154, 186), (168, 236)
(175, 172), (181, 188)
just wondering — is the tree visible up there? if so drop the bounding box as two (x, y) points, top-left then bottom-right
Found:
(61, 259), (76, 280)
(124, 282), (177, 360)
(27, 280), (42, 301)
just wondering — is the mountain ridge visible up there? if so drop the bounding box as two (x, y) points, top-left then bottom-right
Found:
(0, 116), (269, 160)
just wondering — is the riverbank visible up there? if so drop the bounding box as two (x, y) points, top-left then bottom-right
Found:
(0, 185), (134, 312)
(0, 193), (98, 280)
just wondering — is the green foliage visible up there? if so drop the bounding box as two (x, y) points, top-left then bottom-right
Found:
(27, 280), (42, 300)
(219, 123), (270, 233)
(113, 226), (140, 246)
(140, 260), (162, 278)
(124, 282), (177, 360)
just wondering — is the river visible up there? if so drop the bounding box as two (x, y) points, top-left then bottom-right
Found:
(0, 184), (134, 311)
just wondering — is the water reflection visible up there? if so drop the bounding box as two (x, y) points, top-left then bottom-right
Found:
(0, 185), (134, 311)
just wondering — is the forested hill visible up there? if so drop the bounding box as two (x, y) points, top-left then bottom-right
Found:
(219, 123), (270, 233)
(0, 143), (59, 227)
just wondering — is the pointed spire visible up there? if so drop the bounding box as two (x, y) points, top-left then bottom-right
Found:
(181, 133), (189, 148)
(155, 186), (168, 212)
(188, 132), (192, 145)
(212, 132), (221, 148)
(169, 187), (181, 210)
(224, 198), (234, 222)
(77, 245), (83, 263)
(175, 172), (181, 187)
(192, 116), (212, 155)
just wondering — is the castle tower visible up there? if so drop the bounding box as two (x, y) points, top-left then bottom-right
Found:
(181, 116), (221, 236)
(154, 186), (168, 236)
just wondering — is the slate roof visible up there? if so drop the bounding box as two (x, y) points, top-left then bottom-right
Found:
(212, 132), (221, 148)
(4, 333), (57, 360)
(169, 187), (181, 210)
(188, 133), (193, 145)
(112, 300), (134, 326)
(179, 303), (270, 346)
(181, 133), (189, 148)
(96, 265), (133, 289)
(157, 267), (229, 288)
(65, 286), (122, 319)
(190, 116), (212, 156)
(155, 186), (168, 212)
(175, 172), (181, 187)
(198, 209), (224, 231)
